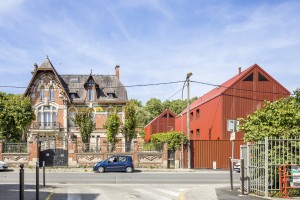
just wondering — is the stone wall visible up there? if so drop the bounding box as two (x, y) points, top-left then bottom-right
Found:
(0, 141), (180, 169)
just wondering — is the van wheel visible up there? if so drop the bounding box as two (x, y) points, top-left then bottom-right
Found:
(126, 167), (133, 173)
(98, 166), (105, 173)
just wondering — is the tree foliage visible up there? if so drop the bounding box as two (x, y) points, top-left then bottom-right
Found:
(239, 89), (300, 142)
(0, 92), (35, 142)
(145, 98), (164, 119)
(73, 110), (95, 143)
(122, 100), (137, 151)
(150, 131), (188, 150)
(105, 108), (120, 151)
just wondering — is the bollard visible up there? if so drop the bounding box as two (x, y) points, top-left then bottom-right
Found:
(36, 162), (39, 200)
(229, 157), (233, 191)
(43, 161), (45, 187)
(20, 164), (24, 200)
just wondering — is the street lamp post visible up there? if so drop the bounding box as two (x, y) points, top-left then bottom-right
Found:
(186, 72), (192, 169)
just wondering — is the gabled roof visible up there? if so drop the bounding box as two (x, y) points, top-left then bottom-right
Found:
(144, 109), (176, 128)
(24, 57), (70, 102)
(24, 57), (128, 103)
(178, 64), (290, 116)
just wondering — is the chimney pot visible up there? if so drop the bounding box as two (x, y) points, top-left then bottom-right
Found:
(34, 63), (38, 71)
(115, 65), (120, 79)
(238, 67), (241, 74)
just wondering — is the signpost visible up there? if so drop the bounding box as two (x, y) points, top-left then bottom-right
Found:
(227, 120), (239, 168)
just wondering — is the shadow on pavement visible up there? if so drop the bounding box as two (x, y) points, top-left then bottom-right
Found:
(216, 187), (265, 200)
(0, 184), (50, 200)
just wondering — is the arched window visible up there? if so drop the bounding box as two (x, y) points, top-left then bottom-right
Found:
(49, 85), (54, 101)
(37, 105), (58, 129)
(40, 86), (45, 100)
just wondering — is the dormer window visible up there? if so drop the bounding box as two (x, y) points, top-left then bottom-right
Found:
(88, 79), (94, 86)
(40, 86), (45, 100)
(70, 93), (76, 100)
(108, 93), (113, 99)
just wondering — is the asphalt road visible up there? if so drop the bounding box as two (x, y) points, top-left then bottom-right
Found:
(0, 170), (240, 185)
(0, 170), (244, 200)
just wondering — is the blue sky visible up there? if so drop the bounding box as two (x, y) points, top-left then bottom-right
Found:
(0, 0), (299, 104)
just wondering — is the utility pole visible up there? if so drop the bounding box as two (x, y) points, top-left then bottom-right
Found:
(186, 72), (192, 169)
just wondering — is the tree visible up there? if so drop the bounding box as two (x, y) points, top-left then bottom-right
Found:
(122, 100), (137, 151)
(163, 99), (185, 115)
(0, 92), (35, 142)
(239, 90), (300, 142)
(130, 98), (143, 107)
(73, 110), (95, 145)
(105, 108), (120, 151)
(145, 98), (163, 119)
(150, 131), (188, 150)
(135, 106), (152, 128)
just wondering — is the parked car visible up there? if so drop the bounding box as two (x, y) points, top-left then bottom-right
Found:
(233, 160), (240, 172)
(93, 156), (134, 173)
(0, 161), (8, 171)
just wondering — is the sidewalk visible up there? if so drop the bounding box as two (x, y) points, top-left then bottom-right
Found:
(180, 185), (269, 200)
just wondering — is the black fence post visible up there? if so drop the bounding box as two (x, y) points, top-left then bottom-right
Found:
(241, 158), (245, 195)
(43, 161), (45, 187)
(19, 164), (24, 200)
(229, 157), (233, 191)
(36, 162), (39, 200)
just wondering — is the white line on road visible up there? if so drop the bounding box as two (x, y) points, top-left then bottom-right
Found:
(154, 188), (179, 197)
(135, 189), (174, 200)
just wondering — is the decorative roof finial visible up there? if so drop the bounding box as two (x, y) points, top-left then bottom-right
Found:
(90, 69), (92, 75)
(46, 55), (49, 59)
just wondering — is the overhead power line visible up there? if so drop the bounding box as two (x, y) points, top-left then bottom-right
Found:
(0, 79), (294, 96)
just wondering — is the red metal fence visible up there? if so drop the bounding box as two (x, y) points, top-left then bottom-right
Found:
(184, 140), (245, 169)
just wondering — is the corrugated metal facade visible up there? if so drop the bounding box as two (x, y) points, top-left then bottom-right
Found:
(144, 109), (176, 141)
(175, 64), (290, 141)
(222, 67), (290, 140)
(184, 140), (245, 169)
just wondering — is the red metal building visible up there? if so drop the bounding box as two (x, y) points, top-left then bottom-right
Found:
(175, 64), (290, 140)
(144, 109), (176, 142)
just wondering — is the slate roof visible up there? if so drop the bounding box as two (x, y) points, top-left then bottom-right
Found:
(60, 74), (128, 103)
(24, 57), (128, 103)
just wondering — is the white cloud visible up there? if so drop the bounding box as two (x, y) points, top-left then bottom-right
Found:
(0, 0), (24, 14)
(0, 0), (299, 103)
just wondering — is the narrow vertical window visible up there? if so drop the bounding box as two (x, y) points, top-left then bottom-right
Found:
(40, 86), (45, 100)
(196, 109), (200, 119)
(49, 86), (54, 101)
(88, 89), (94, 101)
(190, 112), (194, 121)
(196, 129), (200, 139)
(69, 108), (76, 127)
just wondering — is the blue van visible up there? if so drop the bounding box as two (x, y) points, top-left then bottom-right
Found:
(93, 156), (134, 173)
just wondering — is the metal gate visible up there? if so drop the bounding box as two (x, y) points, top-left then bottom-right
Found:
(167, 150), (175, 168)
(240, 137), (300, 198)
(39, 138), (68, 167)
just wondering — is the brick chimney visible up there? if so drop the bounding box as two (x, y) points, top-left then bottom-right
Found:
(115, 65), (120, 79)
(238, 67), (241, 75)
(31, 63), (38, 74)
